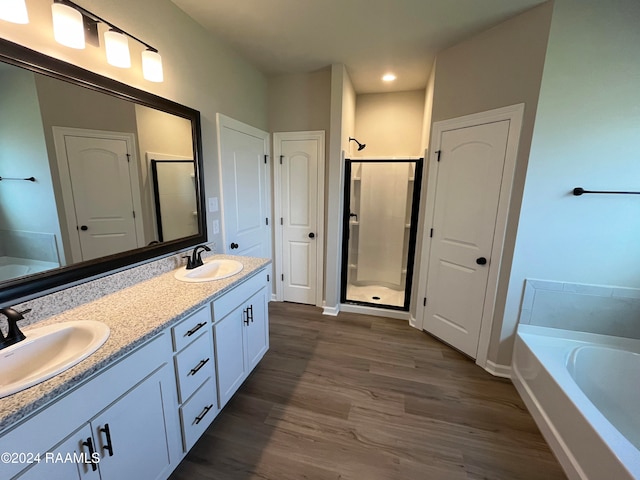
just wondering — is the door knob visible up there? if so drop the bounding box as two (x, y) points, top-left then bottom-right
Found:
(230, 243), (239, 250)
(476, 257), (487, 265)
(80, 225), (88, 231)
(308, 232), (315, 239)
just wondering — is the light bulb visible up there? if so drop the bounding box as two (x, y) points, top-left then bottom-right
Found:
(142, 49), (163, 82)
(104, 30), (131, 68)
(0, 0), (29, 24)
(51, 2), (85, 49)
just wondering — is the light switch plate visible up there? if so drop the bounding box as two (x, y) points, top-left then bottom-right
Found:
(208, 197), (219, 212)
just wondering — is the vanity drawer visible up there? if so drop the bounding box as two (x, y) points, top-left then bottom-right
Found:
(212, 272), (265, 323)
(179, 378), (218, 452)
(174, 332), (214, 403)
(172, 306), (211, 352)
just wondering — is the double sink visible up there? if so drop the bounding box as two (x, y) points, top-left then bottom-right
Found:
(0, 257), (243, 399)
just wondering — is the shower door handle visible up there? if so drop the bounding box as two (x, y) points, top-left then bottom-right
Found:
(308, 232), (315, 239)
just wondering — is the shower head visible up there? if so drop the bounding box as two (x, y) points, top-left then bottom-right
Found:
(349, 137), (366, 151)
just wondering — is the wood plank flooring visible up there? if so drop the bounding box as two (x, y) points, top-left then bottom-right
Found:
(170, 302), (566, 480)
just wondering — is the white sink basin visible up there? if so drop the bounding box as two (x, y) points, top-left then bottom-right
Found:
(0, 320), (110, 398)
(174, 258), (243, 283)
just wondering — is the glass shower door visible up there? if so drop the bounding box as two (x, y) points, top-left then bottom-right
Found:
(340, 158), (423, 310)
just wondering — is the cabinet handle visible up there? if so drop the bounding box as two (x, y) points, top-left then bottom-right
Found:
(194, 404), (214, 425)
(99, 423), (114, 457)
(82, 437), (98, 472)
(189, 357), (210, 376)
(243, 308), (249, 326)
(248, 304), (254, 323)
(185, 322), (206, 337)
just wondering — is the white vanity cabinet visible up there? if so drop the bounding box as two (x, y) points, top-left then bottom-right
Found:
(2, 334), (182, 480)
(213, 271), (269, 408)
(170, 307), (218, 452)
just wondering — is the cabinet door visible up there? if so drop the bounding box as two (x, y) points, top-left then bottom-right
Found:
(214, 306), (247, 408)
(91, 365), (174, 480)
(245, 286), (269, 370)
(17, 424), (99, 480)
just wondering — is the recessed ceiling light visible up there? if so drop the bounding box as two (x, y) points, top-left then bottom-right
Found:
(382, 73), (396, 82)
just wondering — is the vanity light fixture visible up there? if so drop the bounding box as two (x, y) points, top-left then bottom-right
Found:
(0, 0), (29, 24)
(49, 0), (163, 81)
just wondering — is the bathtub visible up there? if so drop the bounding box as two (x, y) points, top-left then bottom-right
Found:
(512, 324), (640, 480)
(0, 256), (59, 282)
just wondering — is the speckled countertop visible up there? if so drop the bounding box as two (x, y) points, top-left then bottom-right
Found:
(0, 255), (270, 433)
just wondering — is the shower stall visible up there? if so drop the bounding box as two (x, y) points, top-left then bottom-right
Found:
(340, 158), (423, 310)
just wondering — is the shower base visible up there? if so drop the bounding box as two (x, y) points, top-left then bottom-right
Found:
(346, 284), (404, 308)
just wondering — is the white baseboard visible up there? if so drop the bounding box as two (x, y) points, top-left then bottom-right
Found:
(409, 315), (420, 329)
(322, 305), (340, 316)
(483, 360), (512, 378)
(339, 304), (410, 320)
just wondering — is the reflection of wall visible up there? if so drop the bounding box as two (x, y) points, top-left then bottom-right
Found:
(135, 105), (194, 242)
(354, 90), (425, 157)
(501, 0), (640, 365)
(0, 68), (62, 262)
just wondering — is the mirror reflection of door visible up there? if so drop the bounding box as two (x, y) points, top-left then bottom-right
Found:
(150, 159), (198, 242)
(54, 128), (145, 263)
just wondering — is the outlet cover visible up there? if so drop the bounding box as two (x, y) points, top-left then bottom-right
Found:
(213, 219), (220, 234)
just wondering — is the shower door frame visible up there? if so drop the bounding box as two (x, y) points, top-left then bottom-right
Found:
(340, 158), (423, 311)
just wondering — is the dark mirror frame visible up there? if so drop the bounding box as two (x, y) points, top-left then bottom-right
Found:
(0, 38), (207, 305)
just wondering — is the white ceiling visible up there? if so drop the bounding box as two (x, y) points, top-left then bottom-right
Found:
(170, 0), (546, 93)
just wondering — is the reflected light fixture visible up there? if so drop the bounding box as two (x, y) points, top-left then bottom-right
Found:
(104, 29), (131, 68)
(0, 0), (29, 24)
(51, 1), (85, 49)
(382, 73), (397, 82)
(142, 49), (164, 82)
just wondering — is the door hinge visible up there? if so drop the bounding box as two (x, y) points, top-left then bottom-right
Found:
(267, 274), (270, 282)
(266, 217), (269, 226)
(126, 153), (131, 163)
(281, 274), (284, 281)
(279, 155), (284, 165)
(429, 228), (433, 238)
(280, 217), (283, 225)
(132, 210), (136, 218)
(264, 154), (269, 164)
(436, 150), (441, 162)
(423, 297), (427, 307)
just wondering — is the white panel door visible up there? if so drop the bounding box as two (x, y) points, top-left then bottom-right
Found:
(65, 136), (139, 261)
(424, 120), (510, 358)
(218, 115), (270, 258)
(276, 133), (324, 305)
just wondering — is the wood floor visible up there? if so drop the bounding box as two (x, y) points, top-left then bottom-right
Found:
(170, 302), (566, 480)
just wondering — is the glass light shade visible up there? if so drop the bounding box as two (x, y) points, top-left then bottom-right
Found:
(142, 50), (163, 82)
(0, 0), (29, 24)
(104, 30), (131, 68)
(51, 3), (85, 49)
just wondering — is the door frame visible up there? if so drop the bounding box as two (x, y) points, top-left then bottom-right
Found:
(414, 103), (524, 369)
(52, 127), (144, 263)
(273, 130), (325, 306)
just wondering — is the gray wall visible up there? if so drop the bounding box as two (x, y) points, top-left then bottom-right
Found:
(501, 0), (640, 364)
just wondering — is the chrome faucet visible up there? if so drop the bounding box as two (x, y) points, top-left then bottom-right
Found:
(184, 244), (211, 270)
(0, 307), (31, 350)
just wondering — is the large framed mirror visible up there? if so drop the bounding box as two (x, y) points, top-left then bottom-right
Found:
(0, 38), (206, 305)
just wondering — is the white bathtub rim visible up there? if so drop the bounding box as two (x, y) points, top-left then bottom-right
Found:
(514, 325), (640, 480)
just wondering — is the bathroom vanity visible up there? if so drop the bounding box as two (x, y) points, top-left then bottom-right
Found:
(0, 255), (270, 479)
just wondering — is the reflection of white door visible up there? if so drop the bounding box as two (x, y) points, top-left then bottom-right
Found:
(217, 114), (270, 259)
(53, 128), (144, 263)
(274, 131), (324, 306)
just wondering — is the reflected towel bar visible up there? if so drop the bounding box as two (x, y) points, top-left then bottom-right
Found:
(0, 176), (36, 182)
(572, 187), (640, 196)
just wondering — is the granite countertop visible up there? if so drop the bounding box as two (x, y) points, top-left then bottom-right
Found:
(0, 254), (270, 432)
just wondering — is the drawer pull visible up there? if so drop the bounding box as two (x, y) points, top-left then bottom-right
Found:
(82, 437), (98, 471)
(185, 322), (207, 337)
(194, 404), (214, 425)
(99, 423), (114, 457)
(189, 358), (210, 376)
